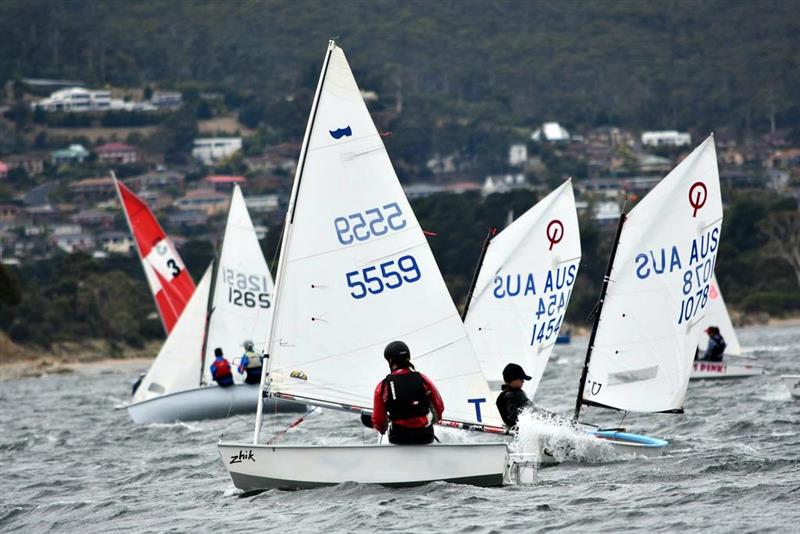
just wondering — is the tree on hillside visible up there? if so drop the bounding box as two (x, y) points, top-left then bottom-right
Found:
(759, 211), (800, 289)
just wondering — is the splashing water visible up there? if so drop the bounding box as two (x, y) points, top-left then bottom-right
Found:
(511, 409), (617, 463)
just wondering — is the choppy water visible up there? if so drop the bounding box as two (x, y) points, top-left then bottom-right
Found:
(1, 325), (799, 533)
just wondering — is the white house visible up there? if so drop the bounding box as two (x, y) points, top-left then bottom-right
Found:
(482, 174), (529, 196)
(33, 87), (111, 112)
(245, 194), (281, 213)
(509, 143), (528, 166)
(192, 138), (242, 165)
(641, 131), (692, 147)
(531, 122), (570, 142)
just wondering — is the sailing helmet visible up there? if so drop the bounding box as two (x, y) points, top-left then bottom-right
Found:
(383, 341), (411, 365)
(244, 340), (254, 351)
(214, 347), (224, 357)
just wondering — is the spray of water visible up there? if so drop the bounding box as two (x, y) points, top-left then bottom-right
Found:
(510, 409), (617, 464)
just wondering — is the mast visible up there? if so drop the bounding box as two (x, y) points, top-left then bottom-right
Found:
(111, 171), (171, 336)
(198, 256), (218, 387)
(573, 203), (627, 422)
(253, 40), (336, 444)
(461, 227), (497, 320)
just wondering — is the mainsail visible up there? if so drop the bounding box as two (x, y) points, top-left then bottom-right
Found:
(464, 179), (581, 397)
(132, 266), (211, 403)
(113, 175), (195, 334)
(578, 135), (723, 414)
(259, 41), (502, 432)
(697, 274), (742, 355)
(202, 184), (275, 384)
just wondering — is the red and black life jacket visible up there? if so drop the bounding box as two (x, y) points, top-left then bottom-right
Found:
(212, 358), (232, 379)
(382, 371), (430, 422)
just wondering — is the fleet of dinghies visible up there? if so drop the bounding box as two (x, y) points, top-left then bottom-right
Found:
(125, 184), (305, 423)
(107, 40), (789, 488)
(691, 274), (766, 379)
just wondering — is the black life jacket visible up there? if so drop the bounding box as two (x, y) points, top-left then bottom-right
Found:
(382, 371), (430, 422)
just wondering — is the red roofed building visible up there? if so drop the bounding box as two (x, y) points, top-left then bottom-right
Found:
(0, 161), (8, 179)
(204, 175), (246, 191)
(95, 142), (139, 164)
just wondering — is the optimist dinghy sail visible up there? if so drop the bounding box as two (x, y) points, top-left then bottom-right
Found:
(463, 179), (581, 397)
(112, 173), (195, 334)
(220, 41), (508, 491)
(128, 185), (303, 423)
(575, 135), (723, 423)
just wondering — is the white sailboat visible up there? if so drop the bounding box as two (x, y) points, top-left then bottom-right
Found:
(573, 135), (724, 454)
(463, 179), (581, 397)
(691, 274), (765, 379)
(218, 41), (510, 491)
(128, 185), (305, 423)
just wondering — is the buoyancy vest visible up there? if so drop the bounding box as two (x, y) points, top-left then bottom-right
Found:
(382, 371), (430, 422)
(244, 351), (263, 370)
(212, 358), (232, 379)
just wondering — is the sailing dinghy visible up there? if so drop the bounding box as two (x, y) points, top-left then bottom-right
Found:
(128, 185), (305, 423)
(691, 274), (765, 379)
(112, 173), (195, 334)
(573, 135), (723, 454)
(463, 179), (581, 396)
(219, 41), (510, 491)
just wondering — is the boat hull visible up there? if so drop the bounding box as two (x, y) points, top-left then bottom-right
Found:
(218, 442), (509, 491)
(781, 375), (800, 398)
(128, 384), (306, 424)
(690, 360), (765, 380)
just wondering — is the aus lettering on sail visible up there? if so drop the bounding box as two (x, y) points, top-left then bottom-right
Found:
(634, 224), (722, 325)
(493, 262), (579, 345)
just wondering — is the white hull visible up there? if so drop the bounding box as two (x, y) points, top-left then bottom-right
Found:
(781, 375), (800, 398)
(128, 384), (306, 424)
(690, 359), (766, 380)
(218, 442), (509, 491)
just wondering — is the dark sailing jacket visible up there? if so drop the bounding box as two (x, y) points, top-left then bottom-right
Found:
(495, 384), (532, 428)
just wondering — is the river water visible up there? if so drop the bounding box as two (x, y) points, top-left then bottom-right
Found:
(1, 325), (798, 533)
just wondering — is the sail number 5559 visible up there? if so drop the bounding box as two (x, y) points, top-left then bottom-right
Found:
(346, 255), (421, 299)
(334, 202), (407, 245)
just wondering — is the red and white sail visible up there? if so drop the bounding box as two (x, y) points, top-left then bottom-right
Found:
(113, 174), (195, 334)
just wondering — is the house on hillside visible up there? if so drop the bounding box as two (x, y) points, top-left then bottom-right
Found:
(70, 209), (115, 228)
(167, 209), (208, 228)
(192, 138), (242, 165)
(4, 153), (46, 176)
(482, 174), (529, 196)
(509, 144), (528, 167)
(32, 87), (111, 112)
(204, 175), (246, 192)
(150, 90), (183, 109)
(174, 189), (228, 215)
(129, 170), (184, 190)
(244, 194), (280, 213)
(0, 204), (23, 223)
(97, 231), (134, 254)
(0, 161), (7, 180)
(95, 143), (139, 164)
(69, 177), (116, 200)
(641, 131), (691, 147)
(51, 144), (90, 166)
(531, 122), (570, 143)
(244, 143), (299, 174)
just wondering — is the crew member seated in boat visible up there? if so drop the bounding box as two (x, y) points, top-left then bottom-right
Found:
(697, 326), (727, 362)
(237, 340), (263, 385)
(495, 363), (533, 428)
(131, 372), (145, 396)
(372, 341), (445, 445)
(210, 348), (234, 387)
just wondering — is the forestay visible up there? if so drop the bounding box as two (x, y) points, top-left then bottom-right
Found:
(582, 135), (723, 413)
(132, 266), (211, 403)
(113, 175), (195, 334)
(202, 185), (275, 384)
(464, 179), (581, 397)
(697, 274), (741, 355)
(265, 43), (501, 428)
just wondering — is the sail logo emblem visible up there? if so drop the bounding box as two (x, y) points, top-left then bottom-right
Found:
(689, 182), (707, 217)
(709, 283), (719, 300)
(546, 220), (564, 250)
(329, 126), (352, 139)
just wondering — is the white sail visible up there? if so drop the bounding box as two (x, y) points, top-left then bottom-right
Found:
(266, 43), (501, 428)
(582, 135), (723, 413)
(696, 274), (742, 356)
(464, 179), (581, 397)
(203, 185), (275, 384)
(132, 266), (211, 403)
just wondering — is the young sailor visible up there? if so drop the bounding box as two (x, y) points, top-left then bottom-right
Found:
(237, 340), (263, 385)
(495, 363), (533, 429)
(372, 341), (444, 445)
(210, 348), (234, 387)
(696, 326), (727, 362)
